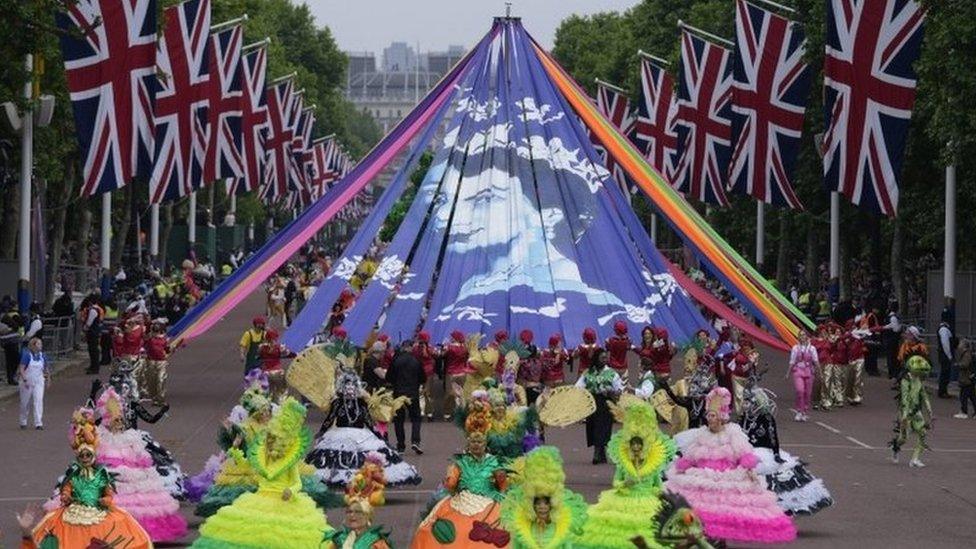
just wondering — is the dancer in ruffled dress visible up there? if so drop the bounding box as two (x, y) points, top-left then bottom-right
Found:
(306, 368), (422, 487)
(411, 405), (510, 548)
(665, 387), (796, 544)
(91, 367), (185, 499)
(500, 446), (587, 548)
(575, 401), (676, 549)
(192, 397), (334, 548)
(734, 371), (833, 516)
(27, 407), (151, 548)
(84, 387), (187, 542)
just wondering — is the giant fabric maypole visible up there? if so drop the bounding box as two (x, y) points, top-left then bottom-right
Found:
(173, 17), (808, 349)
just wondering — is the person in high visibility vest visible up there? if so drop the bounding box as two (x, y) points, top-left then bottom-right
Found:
(239, 316), (266, 375)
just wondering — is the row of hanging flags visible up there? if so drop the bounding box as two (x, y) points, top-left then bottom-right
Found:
(593, 0), (925, 217)
(57, 0), (354, 208)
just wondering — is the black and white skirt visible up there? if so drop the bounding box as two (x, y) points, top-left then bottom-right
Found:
(305, 427), (422, 487)
(139, 430), (186, 500)
(753, 447), (833, 516)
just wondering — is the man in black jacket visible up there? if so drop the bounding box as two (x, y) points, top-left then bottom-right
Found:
(386, 339), (426, 454)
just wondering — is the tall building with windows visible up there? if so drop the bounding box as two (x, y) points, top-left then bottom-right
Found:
(346, 43), (466, 133)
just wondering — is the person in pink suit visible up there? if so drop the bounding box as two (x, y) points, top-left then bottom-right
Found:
(788, 331), (819, 422)
(665, 387), (796, 545)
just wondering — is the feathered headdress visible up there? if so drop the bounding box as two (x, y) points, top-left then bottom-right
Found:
(705, 387), (732, 421)
(344, 451), (387, 518)
(70, 407), (99, 454)
(240, 387), (272, 416)
(95, 386), (125, 425)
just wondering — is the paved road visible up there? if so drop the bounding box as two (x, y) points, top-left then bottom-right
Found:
(1, 292), (973, 548)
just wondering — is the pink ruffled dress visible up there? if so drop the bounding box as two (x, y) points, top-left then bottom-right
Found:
(96, 427), (188, 542)
(664, 423), (796, 544)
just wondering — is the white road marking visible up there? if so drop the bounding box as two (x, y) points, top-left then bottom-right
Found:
(845, 436), (874, 449)
(815, 421), (842, 434)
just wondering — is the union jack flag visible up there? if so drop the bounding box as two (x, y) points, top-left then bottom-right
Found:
(822, 0), (926, 216)
(674, 29), (733, 206)
(57, 0), (156, 197)
(633, 56), (679, 182)
(201, 24), (244, 185)
(149, 0), (211, 204)
(593, 81), (638, 201)
(293, 107), (316, 187)
(228, 46), (269, 195)
(262, 79), (301, 200)
(313, 136), (344, 188)
(729, 0), (809, 209)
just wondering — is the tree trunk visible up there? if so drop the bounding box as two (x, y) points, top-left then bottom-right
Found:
(111, 184), (133, 269)
(775, 210), (790, 290)
(0, 181), (19, 260)
(891, 216), (907, 317)
(160, 202), (174, 274)
(74, 203), (92, 292)
(45, 168), (73, 306)
(805, 218), (818, 291)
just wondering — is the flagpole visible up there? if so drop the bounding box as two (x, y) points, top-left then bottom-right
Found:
(16, 54), (33, 312)
(637, 50), (670, 66)
(944, 162), (956, 305)
(594, 78), (628, 95)
(650, 213), (657, 244)
(188, 191), (197, 253)
(211, 14), (248, 32)
(751, 0), (796, 14)
(225, 184), (237, 226)
(829, 191), (840, 291)
(677, 20), (734, 48)
(100, 192), (111, 298)
(150, 203), (160, 261)
(756, 201), (765, 271)
(135, 210), (142, 266)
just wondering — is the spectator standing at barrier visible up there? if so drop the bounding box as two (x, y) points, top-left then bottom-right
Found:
(883, 304), (903, 379)
(937, 311), (955, 399)
(387, 339), (426, 455)
(18, 337), (49, 430)
(954, 338), (975, 419)
(1, 306), (23, 384)
(81, 294), (103, 374)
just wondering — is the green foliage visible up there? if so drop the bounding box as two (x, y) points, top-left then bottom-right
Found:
(378, 150), (433, 242)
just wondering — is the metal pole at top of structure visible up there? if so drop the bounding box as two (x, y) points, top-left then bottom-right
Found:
(637, 50), (670, 66)
(944, 162), (956, 303)
(505, 2), (512, 18)
(677, 20), (734, 48)
(150, 203), (160, 258)
(756, 201), (765, 270)
(829, 191), (840, 280)
(17, 54), (33, 312)
(188, 191), (197, 246)
(100, 192), (111, 298)
(594, 77), (628, 95)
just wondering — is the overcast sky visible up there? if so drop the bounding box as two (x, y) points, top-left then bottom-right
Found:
(303, 0), (639, 54)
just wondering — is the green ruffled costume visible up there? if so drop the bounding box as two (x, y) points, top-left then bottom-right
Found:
(575, 403), (677, 549)
(191, 398), (333, 548)
(326, 525), (392, 548)
(500, 447), (587, 549)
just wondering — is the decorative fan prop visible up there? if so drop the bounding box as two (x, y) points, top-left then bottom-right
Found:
(537, 386), (596, 427)
(286, 345), (337, 410)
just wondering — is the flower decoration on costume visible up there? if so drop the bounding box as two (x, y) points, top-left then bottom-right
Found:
(70, 407), (99, 454)
(95, 387), (125, 425)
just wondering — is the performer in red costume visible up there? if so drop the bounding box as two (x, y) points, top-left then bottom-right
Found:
(574, 327), (600, 375)
(442, 330), (470, 420)
(540, 334), (569, 387)
(650, 327), (676, 382)
(413, 331), (438, 420)
(492, 329), (509, 376)
(606, 321), (634, 382)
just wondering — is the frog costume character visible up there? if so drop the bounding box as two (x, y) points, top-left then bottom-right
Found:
(27, 407), (151, 548)
(890, 355), (933, 468)
(575, 401), (677, 549)
(191, 397), (333, 548)
(499, 446), (587, 548)
(632, 492), (713, 549)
